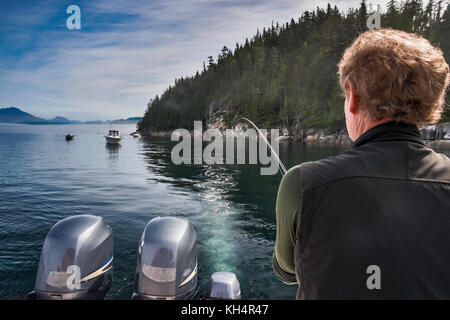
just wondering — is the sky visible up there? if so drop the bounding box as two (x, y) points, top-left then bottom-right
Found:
(0, 0), (390, 121)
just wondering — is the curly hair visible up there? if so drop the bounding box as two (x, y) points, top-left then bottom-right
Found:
(338, 28), (449, 127)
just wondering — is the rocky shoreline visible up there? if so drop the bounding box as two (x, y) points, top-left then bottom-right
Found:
(420, 122), (450, 149)
(285, 128), (352, 145)
(277, 122), (450, 147)
(140, 121), (450, 147)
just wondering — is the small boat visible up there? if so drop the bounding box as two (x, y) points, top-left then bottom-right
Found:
(105, 130), (122, 144)
(130, 131), (142, 138)
(65, 134), (74, 141)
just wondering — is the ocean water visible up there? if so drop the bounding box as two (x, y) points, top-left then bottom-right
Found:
(2, 123), (445, 300)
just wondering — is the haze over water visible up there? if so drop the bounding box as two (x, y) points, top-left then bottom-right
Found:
(1, 123), (447, 299)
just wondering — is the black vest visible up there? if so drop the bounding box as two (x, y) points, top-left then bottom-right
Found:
(294, 122), (450, 299)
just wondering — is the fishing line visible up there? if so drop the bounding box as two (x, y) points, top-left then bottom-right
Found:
(240, 118), (287, 176)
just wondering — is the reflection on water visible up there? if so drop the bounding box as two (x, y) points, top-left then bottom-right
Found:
(106, 143), (120, 161)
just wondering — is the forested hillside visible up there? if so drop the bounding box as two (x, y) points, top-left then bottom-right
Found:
(138, 1), (450, 133)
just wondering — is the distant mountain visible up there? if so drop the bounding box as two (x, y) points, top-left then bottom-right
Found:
(45, 116), (74, 124)
(0, 107), (77, 124)
(83, 120), (107, 124)
(0, 107), (46, 124)
(110, 117), (142, 124)
(84, 116), (142, 124)
(0, 107), (142, 125)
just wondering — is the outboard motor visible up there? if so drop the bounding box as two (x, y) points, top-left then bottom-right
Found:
(202, 272), (241, 300)
(132, 216), (197, 300)
(26, 215), (113, 300)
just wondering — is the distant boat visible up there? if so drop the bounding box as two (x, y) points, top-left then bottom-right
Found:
(105, 130), (122, 144)
(129, 131), (141, 138)
(65, 134), (74, 141)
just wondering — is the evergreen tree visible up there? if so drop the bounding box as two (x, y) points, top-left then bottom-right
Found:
(138, 1), (450, 133)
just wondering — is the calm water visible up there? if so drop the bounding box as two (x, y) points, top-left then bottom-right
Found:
(3, 122), (428, 300)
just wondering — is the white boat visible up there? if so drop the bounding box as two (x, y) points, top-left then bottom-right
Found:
(105, 130), (122, 144)
(132, 132), (141, 138)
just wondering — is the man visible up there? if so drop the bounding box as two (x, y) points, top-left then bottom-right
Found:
(273, 29), (450, 299)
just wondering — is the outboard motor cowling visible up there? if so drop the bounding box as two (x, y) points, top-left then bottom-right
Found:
(203, 272), (241, 300)
(132, 216), (197, 300)
(27, 215), (113, 300)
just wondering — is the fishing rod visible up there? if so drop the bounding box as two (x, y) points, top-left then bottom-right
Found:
(240, 117), (288, 176)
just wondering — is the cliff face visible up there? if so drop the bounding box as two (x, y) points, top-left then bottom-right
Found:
(203, 99), (352, 144)
(207, 99), (230, 131)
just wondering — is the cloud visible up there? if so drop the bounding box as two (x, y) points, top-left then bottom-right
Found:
(0, 0), (390, 121)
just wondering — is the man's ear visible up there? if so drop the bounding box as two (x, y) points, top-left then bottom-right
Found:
(348, 82), (358, 115)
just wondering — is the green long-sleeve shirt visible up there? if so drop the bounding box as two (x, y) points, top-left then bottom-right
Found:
(272, 164), (302, 285)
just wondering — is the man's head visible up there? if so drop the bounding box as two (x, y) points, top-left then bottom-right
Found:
(338, 28), (449, 141)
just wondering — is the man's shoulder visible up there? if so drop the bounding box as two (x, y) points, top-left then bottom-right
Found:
(412, 146), (450, 181)
(299, 149), (362, 191)
(300, 144), (450, 191)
